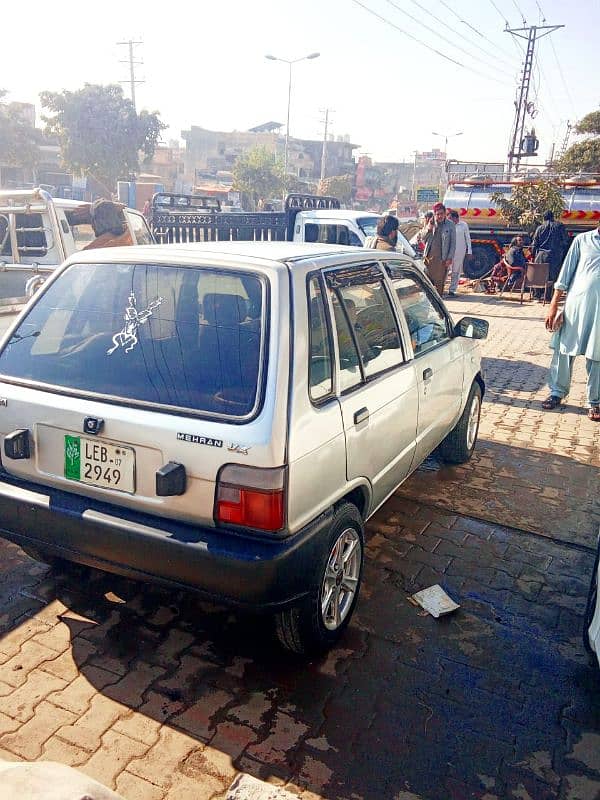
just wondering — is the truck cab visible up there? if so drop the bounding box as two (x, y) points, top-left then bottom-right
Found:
(0, 188), (154, 301)
(293, 209), (415, 256)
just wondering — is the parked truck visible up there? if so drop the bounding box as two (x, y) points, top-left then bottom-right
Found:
(149, 192), (416, 256)
(443, 172), (600, 279)
(0, 188), (154, 302)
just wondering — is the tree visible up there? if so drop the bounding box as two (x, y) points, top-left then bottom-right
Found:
(318, 175), (353, 204)
(491, 180), (565, 233)
(40, 84), (166, 192)
(0, 90), (39, 168)
(556, 110), (600, 174)
(232, 147), (284, 210)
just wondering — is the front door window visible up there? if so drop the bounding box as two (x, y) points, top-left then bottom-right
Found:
(388, 270), (450, 356)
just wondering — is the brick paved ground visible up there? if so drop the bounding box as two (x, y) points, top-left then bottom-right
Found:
(0, 292), (598, 800)
(399, 293), (600, 548)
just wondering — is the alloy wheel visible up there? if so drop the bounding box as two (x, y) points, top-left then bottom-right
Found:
(321, 527), (362, 631)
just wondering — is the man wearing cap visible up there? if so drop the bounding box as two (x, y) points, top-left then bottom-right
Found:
(422, 202), (456, 295)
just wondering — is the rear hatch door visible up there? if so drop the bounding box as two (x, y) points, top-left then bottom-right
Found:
(0, 257), (288, 526)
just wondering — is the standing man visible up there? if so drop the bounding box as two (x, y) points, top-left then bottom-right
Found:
(447, 209), (472, 296)
(531, 210), (569, 297)
(542, 225), (600, 422)
(422, 202), (456, 295)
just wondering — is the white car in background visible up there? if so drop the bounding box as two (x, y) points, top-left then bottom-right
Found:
(585, 536), (600, 667)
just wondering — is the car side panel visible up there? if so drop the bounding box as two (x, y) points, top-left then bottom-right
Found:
(286, 266), (347, 533)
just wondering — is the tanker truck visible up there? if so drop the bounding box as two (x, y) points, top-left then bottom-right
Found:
(443, 171), (600, 279)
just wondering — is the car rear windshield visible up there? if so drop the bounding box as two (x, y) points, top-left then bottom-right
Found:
(0, 262), (266, 419)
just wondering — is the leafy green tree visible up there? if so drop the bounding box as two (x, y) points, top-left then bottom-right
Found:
(318, 174), (353, 204)
(491, 180), (565, 233)
(557, 110), (600, 174)
(0, 90), (39, 168)
(40, 84), (166, 192)
(232, 147), (284, 210)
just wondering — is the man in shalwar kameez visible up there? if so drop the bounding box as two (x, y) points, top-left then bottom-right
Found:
(542, 225), (600, 421)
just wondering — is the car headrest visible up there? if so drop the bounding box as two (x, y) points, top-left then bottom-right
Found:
(203, 293), (245, 326)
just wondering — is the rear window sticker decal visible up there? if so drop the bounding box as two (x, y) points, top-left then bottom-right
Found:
(107, 291), (163, 355)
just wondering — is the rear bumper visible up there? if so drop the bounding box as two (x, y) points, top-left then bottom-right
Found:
(0, 473), (332, 611)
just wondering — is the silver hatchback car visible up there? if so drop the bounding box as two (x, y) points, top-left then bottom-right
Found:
(0, 242), (487, 654)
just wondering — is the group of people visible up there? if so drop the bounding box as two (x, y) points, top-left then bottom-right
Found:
(365, 205), (599, 422)
(367, 202), (472, 297)
(485, 211), (569, 299)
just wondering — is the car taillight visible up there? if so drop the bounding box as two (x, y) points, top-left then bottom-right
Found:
(215, 465), (286, 532)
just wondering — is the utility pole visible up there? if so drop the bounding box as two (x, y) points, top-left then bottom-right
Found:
(411, 151), (418, 202)
(117, 39), (144, 111)
(319, 108), (334, 182)
(558, 121), (573, 161)
(506, 24), (563, 175)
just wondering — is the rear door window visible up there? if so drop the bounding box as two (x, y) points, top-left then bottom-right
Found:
(307, 276), (333, 401)
(0, 263), (266, 419)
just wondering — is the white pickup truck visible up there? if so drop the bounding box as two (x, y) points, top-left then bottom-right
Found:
(0, 188), (153, 302)
(149, 193), (416, 256)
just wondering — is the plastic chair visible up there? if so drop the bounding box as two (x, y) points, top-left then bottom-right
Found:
(519, 261), (553, 305)
(498, 261), (526, 299)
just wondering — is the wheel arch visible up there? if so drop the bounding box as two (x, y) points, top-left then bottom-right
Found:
(338, 484), (371, 521)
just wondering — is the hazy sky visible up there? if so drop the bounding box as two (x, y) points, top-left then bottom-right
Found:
(3, 0), (597, 165)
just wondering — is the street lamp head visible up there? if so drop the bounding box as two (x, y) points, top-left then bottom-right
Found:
(455, 131), (464, 136)
(265, 54), (278, 61)
(306, 52), (320, 59)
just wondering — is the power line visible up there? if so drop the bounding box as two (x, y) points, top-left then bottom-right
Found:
(534, 0), (546, 23)
(488, 0), (510, 27)
(436, 0), (517, 62)
(384, 0), (515, 78)
(410, 0), (514, 67)
(407, 0), (517, 69)
(510, 0), (527, 24)
(549, 37), (578, 119)
(350, 0), (511, 85)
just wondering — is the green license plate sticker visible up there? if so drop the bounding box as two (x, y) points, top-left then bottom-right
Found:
(64, 435), (81, 480)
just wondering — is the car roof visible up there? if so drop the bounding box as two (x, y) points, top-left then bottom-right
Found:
(299, 209), (380, 221)
(63, 242), (420, 282)
(65, 241), (376, 268)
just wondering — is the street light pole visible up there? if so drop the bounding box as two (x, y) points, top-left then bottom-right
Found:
(431, 131), (463, 197)
(265, 52), (320, 182)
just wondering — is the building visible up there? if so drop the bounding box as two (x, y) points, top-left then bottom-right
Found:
(181, 125), (281, 187)
(147, 143), (186, 192)
(181, 122), (360, 191)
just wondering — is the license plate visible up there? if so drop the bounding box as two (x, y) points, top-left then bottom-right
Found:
(64, 434), (135, 493)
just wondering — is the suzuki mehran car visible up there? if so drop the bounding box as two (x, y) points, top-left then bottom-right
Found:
(0, 242), (487, 654)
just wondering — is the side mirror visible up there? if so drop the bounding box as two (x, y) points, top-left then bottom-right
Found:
(454, 316), (489, 340)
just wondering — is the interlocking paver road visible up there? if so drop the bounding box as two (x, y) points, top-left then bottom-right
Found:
(0, 292), (598, 800)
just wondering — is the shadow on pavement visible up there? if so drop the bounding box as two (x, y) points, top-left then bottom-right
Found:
(1, 504), (600, 800)
(396, 438), (599, 550)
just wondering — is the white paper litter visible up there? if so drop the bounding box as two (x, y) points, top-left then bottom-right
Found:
(410, 584), (460, 618)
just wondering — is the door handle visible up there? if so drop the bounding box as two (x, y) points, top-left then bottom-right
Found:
(354, 407), (369, 425)
(423, 367), (433, 380)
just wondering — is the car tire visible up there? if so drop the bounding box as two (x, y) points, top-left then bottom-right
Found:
(438, 382), (482, 464)
(275, 502), (364, 656)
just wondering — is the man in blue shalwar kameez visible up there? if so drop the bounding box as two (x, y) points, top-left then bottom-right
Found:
(542, 225), (600, 421)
